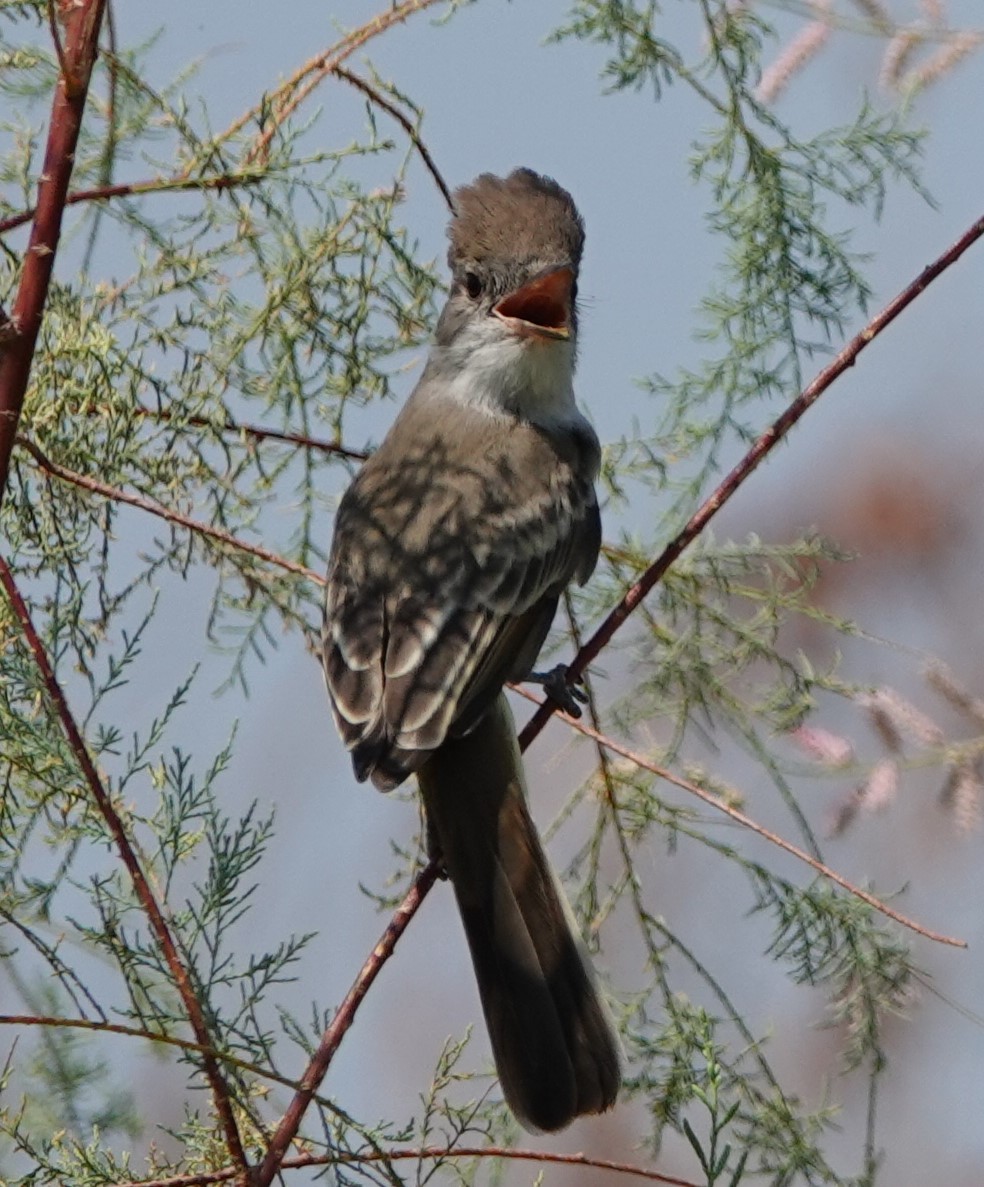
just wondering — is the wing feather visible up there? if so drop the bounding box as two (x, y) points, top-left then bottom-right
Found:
(322, 398), (601, 789)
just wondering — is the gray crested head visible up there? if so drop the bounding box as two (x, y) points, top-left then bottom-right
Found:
(433, 168), (585, 353)
(447, 168), (585, 287)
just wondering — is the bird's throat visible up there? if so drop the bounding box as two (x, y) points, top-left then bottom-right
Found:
(435, 328), (579, 430)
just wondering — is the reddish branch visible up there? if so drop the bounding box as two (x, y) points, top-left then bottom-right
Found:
(518, 209), (984, 753)
(224, 0), (448, 166)
(253, 862), (439, 1186)
(17, 436), (324, 583)
(0, 0), (107, 511)
(0, 170), (267, 237)
(0, 557), (247, 1170)
(513, 689), (966, 947)
(115, 1145), (696, 1187)
(0, 1013), (352, 1113)
(331, 66), (455, 214)
(130, 405), (368, 461)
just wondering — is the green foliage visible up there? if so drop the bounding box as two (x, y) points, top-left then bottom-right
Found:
(0, 1), (968, 1185)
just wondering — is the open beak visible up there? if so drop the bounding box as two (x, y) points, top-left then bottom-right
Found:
(492, 266), (573, 340)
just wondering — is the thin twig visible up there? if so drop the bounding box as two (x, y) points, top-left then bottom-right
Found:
(0, 556), (248, 1169)
(0, 913), (106, 1021)
(0, 1014), (349, 1116)
(115, 1145), (696, 1187)
(0, 0), (107, 512)
(0, 170), (268, 237)
(131, 405), (368, 461)
(253, 861), (440, 1186)
(514, 687), (965, 948)
(560, 590), (642, 925)
(216, 0), (447, 167)
(518, 209), (984, 754)
(16, 436), (324, 584)
(331, 66), (455, 213)
(46, 0), (70, 84)
(246, 61), (339, 167)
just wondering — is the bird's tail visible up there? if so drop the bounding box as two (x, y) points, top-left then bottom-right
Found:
(417, 693), (621, 1132)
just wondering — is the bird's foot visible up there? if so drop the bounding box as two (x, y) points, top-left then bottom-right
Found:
(527, 664), (588, 718)
(422, 813), (448, 877)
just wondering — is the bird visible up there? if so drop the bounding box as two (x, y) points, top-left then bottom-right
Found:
(322, 167), (621, 1132)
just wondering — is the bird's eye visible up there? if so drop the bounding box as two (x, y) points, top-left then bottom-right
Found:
(464, 272), (483, 300)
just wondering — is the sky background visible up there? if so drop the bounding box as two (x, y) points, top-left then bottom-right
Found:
(6, 1), (984, 1182)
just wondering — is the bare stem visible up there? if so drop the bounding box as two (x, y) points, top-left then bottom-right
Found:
(331, 66), (455, 213)
(130, 405), (368, 461)
(0, 169), (267, 237)
(114, 1143), (697, 1187)
(253, 861), (440, 1187)
(214, 0), (448, 167)
(16, 436), (324, 583)
(0, 1014), (353, 1117)
(514, 688), (965, 949)
(0, 0), (108, 511)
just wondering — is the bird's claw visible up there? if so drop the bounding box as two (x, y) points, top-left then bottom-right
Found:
(528, 664), (588, 718)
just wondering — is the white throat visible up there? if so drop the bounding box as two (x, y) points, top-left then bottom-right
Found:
(432, 317), (581, 431)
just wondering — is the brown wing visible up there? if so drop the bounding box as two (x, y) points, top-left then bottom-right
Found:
(322, 396), (600, 791)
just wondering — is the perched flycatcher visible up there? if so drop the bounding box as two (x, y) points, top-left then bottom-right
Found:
(322, 168), (621, 1131)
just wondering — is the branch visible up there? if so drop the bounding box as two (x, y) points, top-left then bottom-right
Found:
(0, 1014), (349, 1117)
(513, 687), (965, 948)
(331, 67), (455, 214)
(116, 1145), (697, 1187)
(16, 436), (324, 583)
(0, 556), (248, 1169)
(253, 861), (440, 1187)
(45, 0), (70, 83)
(0, 169), (268, 237)
(215, 0), (449, 166)
(518, 209), (984, 753)
(0, 302), (14, 346)
(130, 405), (368, 461)
(0, 0), (108, 512)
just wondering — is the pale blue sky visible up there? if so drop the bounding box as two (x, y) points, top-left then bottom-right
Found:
(8, 2), (984, 1181)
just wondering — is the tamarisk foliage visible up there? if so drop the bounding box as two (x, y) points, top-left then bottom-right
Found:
(1, 2), (979, 1184)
